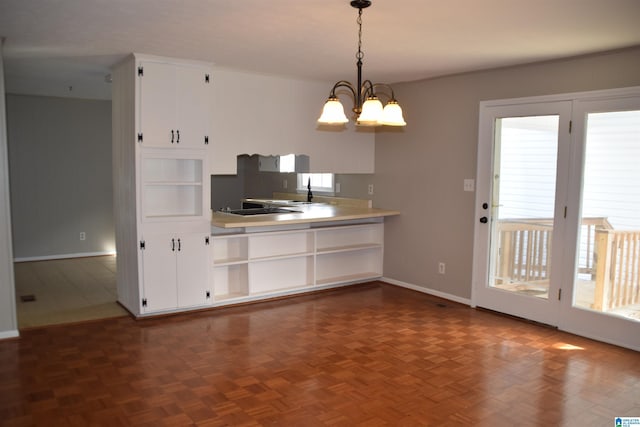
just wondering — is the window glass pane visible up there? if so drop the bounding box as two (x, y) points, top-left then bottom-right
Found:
(298, 173), (334, 192)
(573, 110), (640, 322)
(489, 115), (560, 300)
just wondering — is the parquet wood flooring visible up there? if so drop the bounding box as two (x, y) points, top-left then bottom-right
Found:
(1, 282), (638, 426)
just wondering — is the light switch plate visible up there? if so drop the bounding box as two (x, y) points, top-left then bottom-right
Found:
(464, 179), (475, 192)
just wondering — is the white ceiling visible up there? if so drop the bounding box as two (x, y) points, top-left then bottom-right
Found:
(1, 0), (640, 100)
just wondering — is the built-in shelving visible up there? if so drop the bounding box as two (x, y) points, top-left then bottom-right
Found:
(211, 222), (383, 303)
(141, 151), (206, 220)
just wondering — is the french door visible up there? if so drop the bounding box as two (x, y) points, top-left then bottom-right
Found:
(473, 88), (640, 351)
(559, 95), (640, 350)
(473, 101), (572, 326)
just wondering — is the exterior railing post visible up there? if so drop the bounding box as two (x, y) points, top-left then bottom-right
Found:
(593, 230), (613, 311)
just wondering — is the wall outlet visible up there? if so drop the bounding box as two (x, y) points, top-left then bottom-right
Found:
(438, 262), (445, 275)
(368, 184), (374, 195)
(283, 179), (288, 189)
(79, 232), (86, 241)
(335, 182), (341, 193)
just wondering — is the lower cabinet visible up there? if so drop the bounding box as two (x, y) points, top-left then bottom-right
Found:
(212, 222), (384, 303)
(141, 231), (211, 313)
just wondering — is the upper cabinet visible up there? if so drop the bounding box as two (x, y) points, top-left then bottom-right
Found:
(138, 60), (212, 148)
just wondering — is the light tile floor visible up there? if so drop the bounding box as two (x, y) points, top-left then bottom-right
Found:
(14, 255), (128, 328)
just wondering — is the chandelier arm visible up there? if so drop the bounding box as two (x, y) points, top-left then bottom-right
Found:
(330, 80), (357, 99)
(360, 79), (375, 99)
(370, 83), (398, 102)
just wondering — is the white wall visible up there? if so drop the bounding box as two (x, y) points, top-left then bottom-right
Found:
(210, 67), (375, 174)
(375, 47), (640, 301)
(0, 40), (19, 338)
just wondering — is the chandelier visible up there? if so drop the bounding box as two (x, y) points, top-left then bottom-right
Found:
(317, 0), (406, 127)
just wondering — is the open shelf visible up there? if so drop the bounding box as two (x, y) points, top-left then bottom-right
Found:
(212, 223), (384, 303)
(213, 264), (249, 300)
(141, 153), (206, 220)
(316, 272), (381, 286)
(316, 247), (382, 285)
(249, 231), (314, 260)
(249, 255), (314, 294)
(142, 157), (203, 184)
(316, 243), (382, 255)
(316, 223), (383, 253)
(213, 236), (248, 265)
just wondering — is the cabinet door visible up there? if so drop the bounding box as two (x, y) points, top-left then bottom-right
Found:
(176, 233), (210, 307)
(176, 65), (211, 148)
(141, 233), (178, 312)
(139, 61), (177, 147)
(258, 155), (279, 172)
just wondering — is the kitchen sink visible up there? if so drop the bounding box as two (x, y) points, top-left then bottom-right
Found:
(222, 207), (302, 216)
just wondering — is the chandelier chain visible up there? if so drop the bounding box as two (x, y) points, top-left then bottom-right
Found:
(356, 8), (364, 61)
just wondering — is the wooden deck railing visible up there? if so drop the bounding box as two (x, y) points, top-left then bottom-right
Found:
(593, 229), (640, 311)
(493, 219), (554, 284)
(494, 217), (639, 312)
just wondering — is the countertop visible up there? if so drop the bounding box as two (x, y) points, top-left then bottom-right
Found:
(211, 203), (400, 228)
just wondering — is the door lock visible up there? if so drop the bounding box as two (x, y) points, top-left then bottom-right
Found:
(480, 216), (488, 224)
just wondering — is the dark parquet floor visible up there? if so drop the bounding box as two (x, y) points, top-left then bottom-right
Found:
(1, 282), (639, 426)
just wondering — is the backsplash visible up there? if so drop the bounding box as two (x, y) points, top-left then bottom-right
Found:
(211, 154), (374, 211)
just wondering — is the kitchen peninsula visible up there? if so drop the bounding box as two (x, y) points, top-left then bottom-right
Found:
(211, 200), (400, 306)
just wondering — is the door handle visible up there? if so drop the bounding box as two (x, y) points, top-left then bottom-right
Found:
(480, 216), (488, 224)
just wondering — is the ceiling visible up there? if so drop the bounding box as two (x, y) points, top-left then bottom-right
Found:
(1, 0), (640, 100)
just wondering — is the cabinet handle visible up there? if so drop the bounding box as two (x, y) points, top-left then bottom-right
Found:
(171, 238), (175, 251)
(176, 130), (180, 144)
(177, 238), (181, 251)
(171, 129), (175, 143)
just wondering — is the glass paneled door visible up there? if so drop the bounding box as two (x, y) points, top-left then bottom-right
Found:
(560, 96), (640, 351)
(473, 101), (572, 326)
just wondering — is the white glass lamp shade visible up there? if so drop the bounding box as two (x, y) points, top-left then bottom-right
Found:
(380, 100), (407, 126)
(318, 97), (349, 124)
(356, 97), (383, 126)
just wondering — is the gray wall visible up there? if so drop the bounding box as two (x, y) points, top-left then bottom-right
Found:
(7, 94), (114, 259)
(375, 47), (640, 301)
(0, 41), (19, 337)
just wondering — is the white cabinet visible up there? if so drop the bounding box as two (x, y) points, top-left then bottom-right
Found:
(257, 154), (310, 172)
(211, 222), (383, 304)
(141, 231), (211, 312)
(258, 155), (279, 172)
(113, 54), (213, 317)
(138, 60), (211, 148)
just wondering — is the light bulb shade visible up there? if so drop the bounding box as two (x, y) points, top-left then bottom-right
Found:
(380, 100), (407, 126)
(356, 97), (383, 126)
(318, 97), (349, 124)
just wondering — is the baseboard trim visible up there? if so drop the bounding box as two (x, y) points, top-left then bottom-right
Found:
(0, 330), (20, 340)
(381, 277), (472, 306)
(14, 251), (116, 263)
